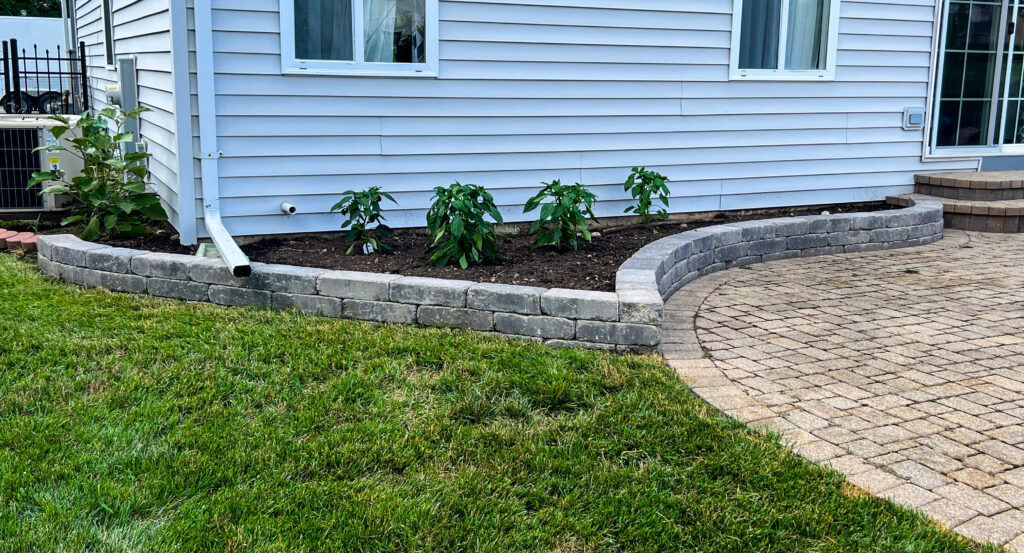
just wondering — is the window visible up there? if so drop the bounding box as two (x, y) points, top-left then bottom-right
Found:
(280, 0), (438, 76)
(730, 0), (840, 80)
(101, 0), (114, 66)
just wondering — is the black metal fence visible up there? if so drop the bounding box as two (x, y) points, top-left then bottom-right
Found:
(1, 38), (88, 115)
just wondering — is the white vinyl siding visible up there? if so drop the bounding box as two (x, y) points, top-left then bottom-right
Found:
(75, 0), (186, 238)
(97, 0), (982, 240)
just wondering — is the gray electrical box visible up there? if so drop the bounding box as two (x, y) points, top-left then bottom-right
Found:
(903, 107), (925, 131)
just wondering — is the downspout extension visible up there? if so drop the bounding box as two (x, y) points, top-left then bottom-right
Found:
(194, 0), (251, 277)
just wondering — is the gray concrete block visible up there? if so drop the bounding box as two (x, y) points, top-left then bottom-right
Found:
(711, 225), (743, 247)
(844, 242), (886, 254)
(250, 263), (328, 294)
(771, 217), (811, 237)
(618, 288), (664, 325)
(99, 271), (148, 294)
(37, 256), (61, 278)
(746, 237), (787, 256)
(209, 285), (272, 307)
(343, 299), (418, 324)
(885, 209), (926, 228)
(318, 270), (400, 301)
(907, 221), (942, 239)
(542, 288), (619, 321)
(614, 269), (658, 290)
(576, 321), (660, 346)
(48, 239), (107, 267)
(35, 234), (79, 260)
(390, 276), (472, 307)
(698, 262), (726, 277)
(190, 257), (251, 287)
(728, 220), (776, 241)
(493, 313), (575, 340)
(62, 264), (102, 287)
(726, 255), (762, 268)
(786, 234), (829, 250)
(852, 214), (887, 230)
(828, 230), (871, 246)
(801, 246), (844, 258)
(418, 306), (494, 331)
(148, 278), (209, 301)
(714, 242), (748, 263)
(870, 227), (910, 243)
(688, 231), (717, 253)
(467, 282), (545, 315)
(272, 293), (343, 317)
(762, 250), (802, 262)
(85, 247), (146, 273)
(688, 250), (714, 272)
(131, 252), (196, 280)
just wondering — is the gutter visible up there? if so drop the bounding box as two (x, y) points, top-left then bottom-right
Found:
(192, 0), (251, 277)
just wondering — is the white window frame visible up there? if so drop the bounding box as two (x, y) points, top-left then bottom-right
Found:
(729, 0), (841, 81)
(280, 0), (439, 77)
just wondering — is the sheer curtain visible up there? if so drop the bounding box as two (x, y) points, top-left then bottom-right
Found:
(785, 0), (830, 69)
(364, 0), (398, 63)
(739, 0), (781, 69)
(295, 0), (353, 60)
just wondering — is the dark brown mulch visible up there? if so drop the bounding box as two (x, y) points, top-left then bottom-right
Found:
(241, 202), (892, 292)
(2, 202), (894, 291)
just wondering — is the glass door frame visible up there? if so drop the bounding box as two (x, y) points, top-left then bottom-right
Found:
(931, 0), (1021, 155)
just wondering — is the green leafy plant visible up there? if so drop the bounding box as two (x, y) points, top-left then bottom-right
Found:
(425, 182), (504, 268)
(27, 107), (167, 241)
(524, 180), (598, 251)
(624, 166), (670, 226)
(330, 186), (397, 255)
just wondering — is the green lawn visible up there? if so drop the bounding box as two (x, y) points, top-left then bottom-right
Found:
(0, 253), (993, 552)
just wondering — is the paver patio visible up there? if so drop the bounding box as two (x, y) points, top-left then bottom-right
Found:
(663, 229), (1024, 551)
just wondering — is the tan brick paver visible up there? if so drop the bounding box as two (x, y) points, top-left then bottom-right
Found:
(663, 230), (1024, 550)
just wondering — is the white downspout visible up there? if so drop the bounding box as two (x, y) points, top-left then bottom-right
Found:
(193, 0), (251, 277)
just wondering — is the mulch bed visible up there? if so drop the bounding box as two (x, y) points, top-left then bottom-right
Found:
(5, 202), (893, 291)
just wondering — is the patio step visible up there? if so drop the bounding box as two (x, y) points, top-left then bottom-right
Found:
(888, 193), (1024, 233)
(914, 171), (1024, 201)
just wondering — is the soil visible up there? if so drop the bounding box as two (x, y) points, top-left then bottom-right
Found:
(2, 202), (893, 292)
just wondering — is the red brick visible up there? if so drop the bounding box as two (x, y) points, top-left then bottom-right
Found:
(0, 230), (17, 249)
(18, 235), (37, 252)
(6, 232), (34, 249)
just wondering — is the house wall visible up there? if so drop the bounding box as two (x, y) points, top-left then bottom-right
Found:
(75, 0), (189, 240)
(195, 0), (981, 238)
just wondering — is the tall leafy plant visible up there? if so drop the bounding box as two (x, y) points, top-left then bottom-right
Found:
(624, 166), (670, 226)
(331, 186), (397, 254)
(28, 107), (167, 241)
(425, 182), (503, 268)
(524, 180), (597, 251)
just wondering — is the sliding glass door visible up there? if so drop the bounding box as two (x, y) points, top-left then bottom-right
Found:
(933, 0), (1024, 151)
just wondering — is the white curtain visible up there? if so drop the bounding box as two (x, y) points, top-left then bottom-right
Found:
(364, 0), (398, 63)
(785, 0), (830, 70)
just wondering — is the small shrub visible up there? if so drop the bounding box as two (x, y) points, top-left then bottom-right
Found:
(524, 180), (597, 251)
(624, 166), (670, 226)
(425, 182), (504, 268)
(28, 107), (166, 241)
(330, 186), (397, 254)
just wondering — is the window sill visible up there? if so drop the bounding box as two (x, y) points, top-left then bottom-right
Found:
(729, 71), (834, 81)
(282, 67), (438, 78)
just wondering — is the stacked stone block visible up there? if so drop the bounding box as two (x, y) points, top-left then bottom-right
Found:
(33, 196), (943, 353)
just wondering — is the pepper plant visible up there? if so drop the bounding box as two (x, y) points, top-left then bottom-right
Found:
(425, 182), (504, 268)
(331, 186), (397, 254)
(624, 166), (670, 226)
(27, 107), (166, 241)
(524, 180), (598, 251)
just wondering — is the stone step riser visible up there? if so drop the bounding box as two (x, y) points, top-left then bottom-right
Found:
(914, 183), (1024, 202)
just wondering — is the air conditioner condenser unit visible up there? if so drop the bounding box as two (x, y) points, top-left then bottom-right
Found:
(0, 114), (82, 213)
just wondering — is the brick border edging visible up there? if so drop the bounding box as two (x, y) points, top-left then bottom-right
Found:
(615, 195), (945, 351)
(32, 196), (942, 351)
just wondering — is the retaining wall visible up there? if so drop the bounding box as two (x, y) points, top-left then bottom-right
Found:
(34, 196), (944, 351)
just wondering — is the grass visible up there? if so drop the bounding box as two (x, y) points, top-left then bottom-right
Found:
(0, 253), (994, 552)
